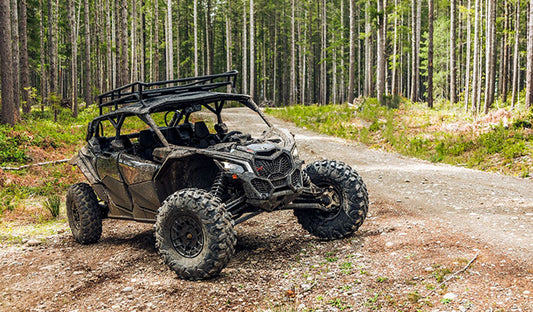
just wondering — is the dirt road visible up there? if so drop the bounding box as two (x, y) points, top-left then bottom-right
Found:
(1, 108), (532, 311)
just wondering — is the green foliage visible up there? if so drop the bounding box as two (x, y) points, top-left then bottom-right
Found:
(0, 106), (97, 166)
(267, 100), (533, 177)
(0, 129), (31, 164)
(376, 276), (388, 283)
(340, 262), (353, 274)
(406, 290), (421, 303)
(432, 267), (451, 283)
(43, 195), (61, 218)
(328, 298), (351, 310)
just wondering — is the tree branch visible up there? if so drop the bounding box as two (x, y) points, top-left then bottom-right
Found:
(424, 252), (479, 298)
(0, 159), (70, 171)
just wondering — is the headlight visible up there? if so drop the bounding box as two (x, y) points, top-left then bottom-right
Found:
(221, 161), (246, 173)
(291, 146), (299, 158)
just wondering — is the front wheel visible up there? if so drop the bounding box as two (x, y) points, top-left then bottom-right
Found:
(294, 160), (368, 240)
(155, 189), (236, 280)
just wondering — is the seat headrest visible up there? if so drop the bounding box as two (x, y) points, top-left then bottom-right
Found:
(214, 123), (228, 135)
(194, 122), (210, 139)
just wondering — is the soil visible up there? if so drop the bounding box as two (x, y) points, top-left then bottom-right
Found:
(1, 108), (532, 312)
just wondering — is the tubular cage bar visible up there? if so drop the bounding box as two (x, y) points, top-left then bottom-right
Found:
(97, 70), (239, 115)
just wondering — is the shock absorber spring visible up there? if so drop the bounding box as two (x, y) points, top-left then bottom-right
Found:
(302, 171), (312, 187)
(210, 172), (226, 198)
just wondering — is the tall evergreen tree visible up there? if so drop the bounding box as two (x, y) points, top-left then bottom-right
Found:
(0, 0), (17, 125)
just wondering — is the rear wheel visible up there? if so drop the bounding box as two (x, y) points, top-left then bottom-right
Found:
(66, 183), (102, 244)
(155, 188), (236, 280)
(294, 160), (368, 240)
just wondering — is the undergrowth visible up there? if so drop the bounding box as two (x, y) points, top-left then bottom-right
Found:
(0, 106), (97, 166)
(0, 106), (97, 218)
(266, 99), (533, 177)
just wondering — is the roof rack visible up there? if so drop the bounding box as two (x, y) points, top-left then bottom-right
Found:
(97, 70), (238, 115)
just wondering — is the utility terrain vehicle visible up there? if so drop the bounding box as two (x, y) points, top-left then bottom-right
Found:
(67, 71), (368, 280)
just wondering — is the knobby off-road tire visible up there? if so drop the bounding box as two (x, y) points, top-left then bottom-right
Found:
(155, 188), (236, 280)
(294, 160), (368, 240)
(66, 183), (102, 244)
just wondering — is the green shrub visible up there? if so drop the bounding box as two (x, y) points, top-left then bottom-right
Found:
(43, 195), (61, 218)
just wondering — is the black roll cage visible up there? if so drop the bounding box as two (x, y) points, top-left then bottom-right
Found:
(86, 71), (272, 145)
(97, 70), (238, 115)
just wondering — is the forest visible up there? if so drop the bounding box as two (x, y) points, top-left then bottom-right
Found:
(1, 0), (533, 125)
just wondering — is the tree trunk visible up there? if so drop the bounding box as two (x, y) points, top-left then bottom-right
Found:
(290, 0), (296, 104)
(120, 0), (129, 85)
(0, 0), (16, 125)
(357, 7), (361, 96)
(249, 0), (255, 100)
(427, 0), (434, 108)
(391, 0), (399, 95)
(10, 0), (20, 113)
(348, 0), (356, 104)
(205, 0), (213, 75)
(339, 0), (345, 102)
(376, 0), (386, 105)
(512, 0), (520, 107)
(19, 0), (31, 114)
(465, 0), (472, 111)
(49, 0), (59, 121)
(226, 0), (233, 91)
(498, 2), (509, 103)
(242, 1), (247, 94)
(410, 0), (421, 102)
(131, 0), (137, 82)
(165, 0), (173, 80)
(299, 9), (306, 104)
(320, 0), (327, 105)
(105, 0), (111, 89)
(153, 0), (159, 81)
(96, 0), (104, 92)
(527, 0), (533, 108)
(84, 0), (91, 105)
(141, 0), (146, 81)
(484, 0), (497, 113)
(450, 0), (457, 103)
(364, 0), (373, 97)
(113, 0), (118, 88)
(472, 0), (481, 113)
(175, 0), (180, 79)
(39, 0), (46, 111)
(193, 0), (199, 76)
(275, 15), (279, 104)
(69, 0), (78, 117)
(332, 31), (337, 105)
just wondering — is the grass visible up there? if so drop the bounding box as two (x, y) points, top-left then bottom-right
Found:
(266, 98), (533, 177)
(43, 195), (61, 219)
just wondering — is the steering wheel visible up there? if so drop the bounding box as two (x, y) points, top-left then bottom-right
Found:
(164, 110), (180, 127)
(221, 131), (243, 143)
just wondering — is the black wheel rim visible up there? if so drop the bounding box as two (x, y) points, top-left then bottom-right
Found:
(170, 214), (204, 258)
(70, 201), (81, 230)
(316, 182), (343, 221)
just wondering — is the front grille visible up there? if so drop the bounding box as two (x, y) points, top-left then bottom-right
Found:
(271, 178), (286, 188)
(291, 170), (302, 187)
(255, 153), (292, 179)
(251, 179), (272, 194)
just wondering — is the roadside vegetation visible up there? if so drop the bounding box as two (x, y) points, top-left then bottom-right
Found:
(0, 107), (96, 234)
(266, 98), (533, 178)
